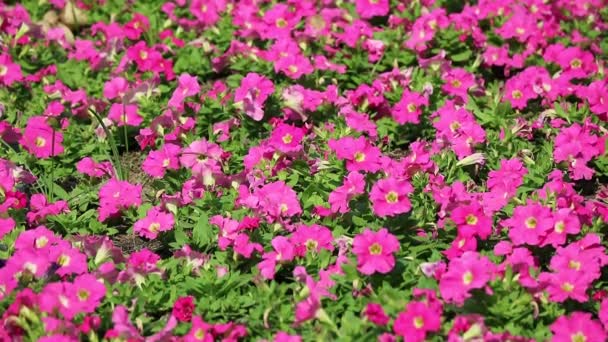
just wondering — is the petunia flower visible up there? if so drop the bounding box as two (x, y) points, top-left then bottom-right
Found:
(369, 177), (414, 217)
(352, 228), (400, 275)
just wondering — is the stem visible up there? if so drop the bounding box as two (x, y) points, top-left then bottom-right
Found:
(50, 129), (55, 202)
(88, 108), (124, 180)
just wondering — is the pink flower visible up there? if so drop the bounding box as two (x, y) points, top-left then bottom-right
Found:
(73, 274), (106, 314)
(392, 90), (428, 124)
(352, 228), (400, 275)
(234, 73), (274, 121)
(364, 303), (390, 326)
(134, 207), (175, 239)
(450, 203), (492, 240)
(439, 251), (495, 305)
(257, 236), (295, 280)
(0, 53), (23, 86)
(76, 157), (114, 178)
(550, 312), (606, 342)
(50, 240), (88, 276)
(98, 178), (142, 222)
(26, 194), (69, 224)
(328, 171), (366, 214)
(541, 208), (581, 247)
(369, 177), (414, 217)
(124, 13), (149, 40)
(255, 181), (302, 220)
(269, 123), (305, 153)
(502, 201), (553, 246)
(290, 224), (334, 256)
(179, 139), (224, 180)
(169, 73), (200, 108)
(20, 116), (64, 159)
(142, 143), (181, 178)
(356, 0), (389, 19)
(538, 270), (589, 303)
(553, 123), (603, 180)
(393, 301), (441, 342)
(441, 68), (476, 100)
(0, 217), (15, 239)
(103, 77), (129, 100)
(328, 136), (382, 173)
(173, 296), (195, 322)
(107, 103), (143, 127)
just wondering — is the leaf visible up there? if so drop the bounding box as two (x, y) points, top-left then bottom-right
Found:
(192, 211), (214, 248)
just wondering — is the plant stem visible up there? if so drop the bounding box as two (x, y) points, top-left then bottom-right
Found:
(88, 108), (124, 180)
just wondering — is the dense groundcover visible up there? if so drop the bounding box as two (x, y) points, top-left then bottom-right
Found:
(1, 0), (608, 340)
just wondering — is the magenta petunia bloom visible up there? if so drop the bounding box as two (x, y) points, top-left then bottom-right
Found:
(134, 206), (175, 240)
(393, 301), (441, 342)
(369, 177), (414, 218)
(356, 0), (389, 19)
(392, 90), (428, 124)
(98, 178), (142, 222)
(0, 53), (23, 86)
(234, 73), (274, 121)
(450, 203), (492, 240)
(255, 181), (302, 220)
(103, 77), (129, 100)
(172, 296), (195, 323)
(328, 136), (382, 173)
(20, 116), (64, 159)
(439, 251), (495, 305)
(502, 201), (553, 246)
(107, 103), (143, 127)
(269, 123), (305, 153)
(72, 274), (106, 314)
(550, 312), (606, 342)
(352, 228), (400, 275)
(142, 143), (181, 178)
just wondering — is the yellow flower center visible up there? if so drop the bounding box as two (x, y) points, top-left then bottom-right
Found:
(149, 222), (161, 233)
(0, 65), (7, 76)
(194, 328), (206, 340)
(385, 191), (399, 204)
(288, 65), (298, 74)
(570, 58), (582, 69)
(561, 282), (574, 292)
(516, 27), (525, 35)
(407, 103), (417, 112)
(512, 89), (523, 99)
(35, 236), (49, 248)
(568, 260), (581, 271)
(162, 158), (171, 167)
(462, 271), (474, 285)
(305, 239), (318, 251)
(57, 254), (71, 267)
(201, 4), (207, 12)
(276, 18), (288, 28)
(139, 51), (148, 60)
(354, 151), (366, 162)
(449, 121), (461, 131)
(525, 217), (537, 229)
(280, 203), (288, 213)
(282, 134), (293, 144)
(571, 332), (587, 342)
(413, 316), (424, 329)
(78, 289), (90, 301)
(35, 137), (46, 147)
(554, 221), (565, 233)
(369, 243), (383, 255)
(465, 214), (478, 225)
(310, 15), (326, 30)
(451, 79), (462, 88)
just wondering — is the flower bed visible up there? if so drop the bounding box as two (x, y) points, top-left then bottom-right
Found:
(1, 0), (608, 340)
